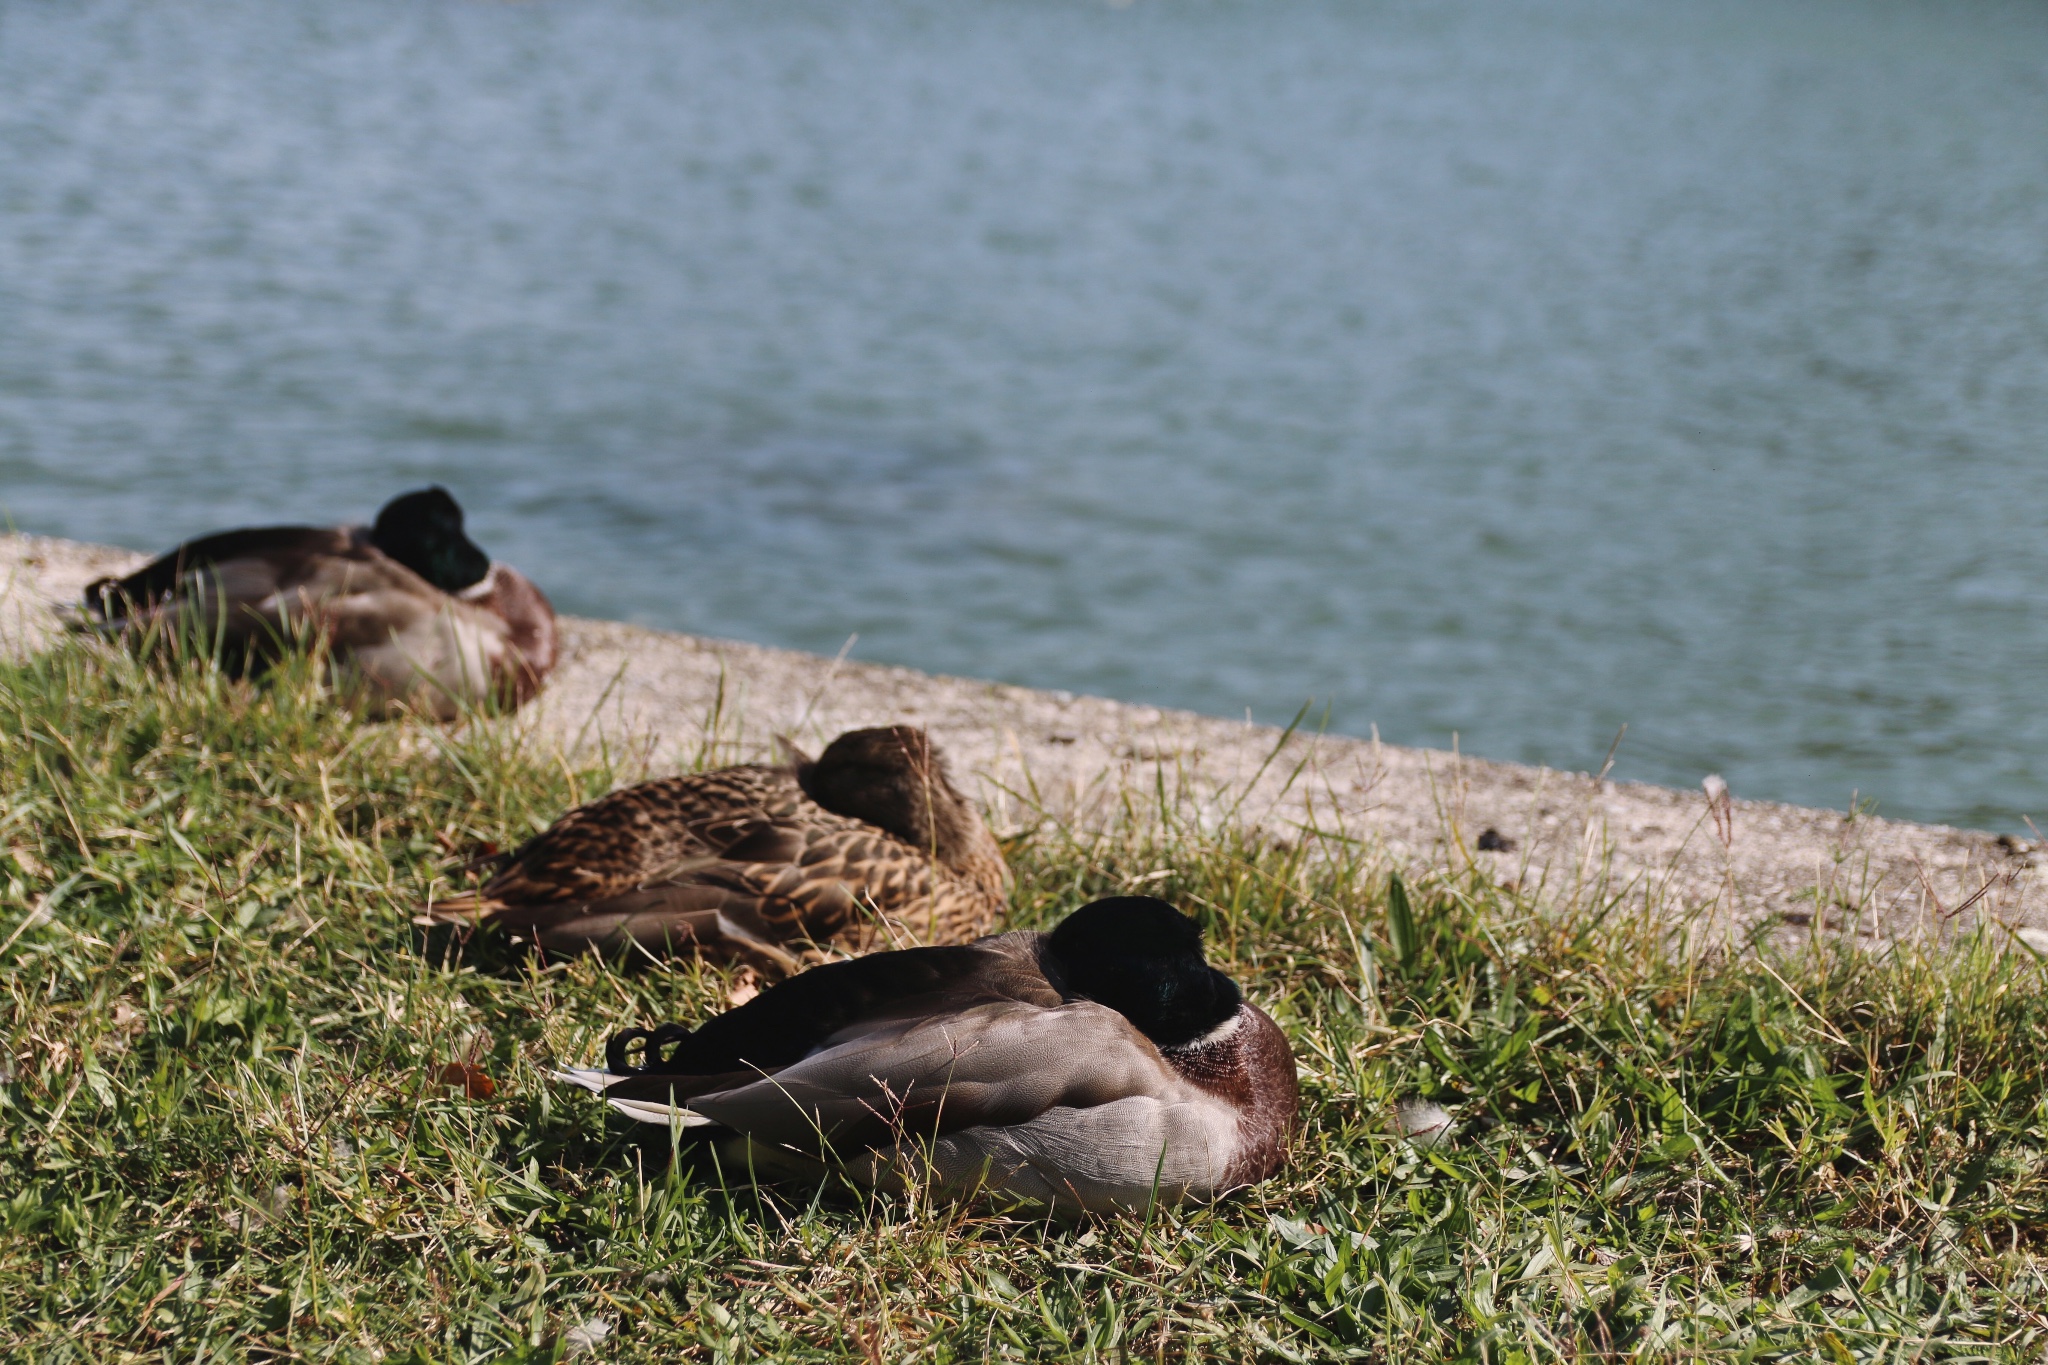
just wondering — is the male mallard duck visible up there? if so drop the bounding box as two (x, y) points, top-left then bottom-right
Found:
(78, 487), (556, 720)
(557, 896), (1299, 1213)
(423, 725), (1008, 973)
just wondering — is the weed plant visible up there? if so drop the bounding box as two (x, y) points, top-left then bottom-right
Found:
(0, 640), (2043, 1361)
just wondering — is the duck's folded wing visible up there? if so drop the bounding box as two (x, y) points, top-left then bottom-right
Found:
(594, 1000), (1182, 1153)
(735, 823), (949, 944)
(473, 773), (801, 909)
(422, 858), (823, 969)
(578, 819), (942, 951)
(471, 823), (934, 957)
(504, 883), (811, 973)
(591, 936), (1048, 1084)
(83, 526), (352, 621)
(84, 529), (435, 660)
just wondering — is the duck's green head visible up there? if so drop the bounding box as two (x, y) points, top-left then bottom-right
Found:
(1048, 897), (1242, 1048)
(371, 487), (492, 593)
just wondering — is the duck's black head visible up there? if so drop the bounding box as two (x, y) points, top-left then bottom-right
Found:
(798, 725), (985, 867)
(370, 487), (491, 593)
(1047, 897), (1242, 1048)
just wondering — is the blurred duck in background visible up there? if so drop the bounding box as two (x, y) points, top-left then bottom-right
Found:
(558, 896), (1299, 1213)
(423, 725), (1009, 973)
(78, 487), (556, 719)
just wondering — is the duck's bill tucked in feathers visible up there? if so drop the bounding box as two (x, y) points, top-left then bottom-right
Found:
(558, 899), (1298, 1212)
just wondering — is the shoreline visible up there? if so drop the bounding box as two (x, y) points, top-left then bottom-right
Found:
(5, 529), (2041, 943)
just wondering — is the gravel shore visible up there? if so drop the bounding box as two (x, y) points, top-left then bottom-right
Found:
(7, 530), (2040, 944)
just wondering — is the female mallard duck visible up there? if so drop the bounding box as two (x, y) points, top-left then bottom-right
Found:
(424, 725), (1009, 973)
(79, 487), (556, 720)
(557, 897), (1299, 1213)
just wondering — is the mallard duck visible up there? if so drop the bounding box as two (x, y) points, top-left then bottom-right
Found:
(556, 896), (1299, 1213)
(78, 487), (557, 720)
(423, 725), (1009, 972)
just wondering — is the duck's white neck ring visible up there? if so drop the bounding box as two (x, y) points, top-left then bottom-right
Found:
(456, 564), (501, 601)
(1169, 1008), (1243, 1052)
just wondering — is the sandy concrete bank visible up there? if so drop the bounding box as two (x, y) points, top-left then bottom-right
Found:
(6, 531), (2042, 944)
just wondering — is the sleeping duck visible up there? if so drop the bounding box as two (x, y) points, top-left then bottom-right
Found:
(557, 896), (1299, 1213)
(423, 725), (1009, 973)
(79, 487), (556, 720)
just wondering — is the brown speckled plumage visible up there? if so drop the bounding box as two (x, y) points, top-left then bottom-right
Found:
(425, 726), (1009, 971)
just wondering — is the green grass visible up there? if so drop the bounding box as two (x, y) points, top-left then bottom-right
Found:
(0, 639), (2044, 1362)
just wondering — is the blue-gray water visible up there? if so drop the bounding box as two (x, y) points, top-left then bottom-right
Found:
(4, 0), (2047, 830)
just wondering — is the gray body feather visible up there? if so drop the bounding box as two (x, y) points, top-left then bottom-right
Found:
(81, 520), (556, 719)
(557, 928), (1295, 1212)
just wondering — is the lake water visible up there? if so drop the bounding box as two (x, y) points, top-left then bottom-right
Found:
(4, 0), (2048, 830)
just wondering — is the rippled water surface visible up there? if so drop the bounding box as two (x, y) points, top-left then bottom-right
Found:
(5, 0), (2048, 827)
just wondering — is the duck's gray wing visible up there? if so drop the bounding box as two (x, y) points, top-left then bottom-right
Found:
(563, 1003), (1262, 1210)
(596, 932), (1053, 1078)
(556, 935), (1056, 1111)
(82, 525), (354, 622)
(82, 526), (431, 652)
(594, 999), (1184, 1152)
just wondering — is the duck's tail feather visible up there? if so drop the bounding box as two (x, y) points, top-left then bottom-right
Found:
(609, 1097), (715, 1126)
(550, 1067), (716, 1127)
(552, 1066), (617, 1093)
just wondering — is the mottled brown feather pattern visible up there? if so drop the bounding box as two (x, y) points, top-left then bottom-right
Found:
(426, 727), (1009, 968)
